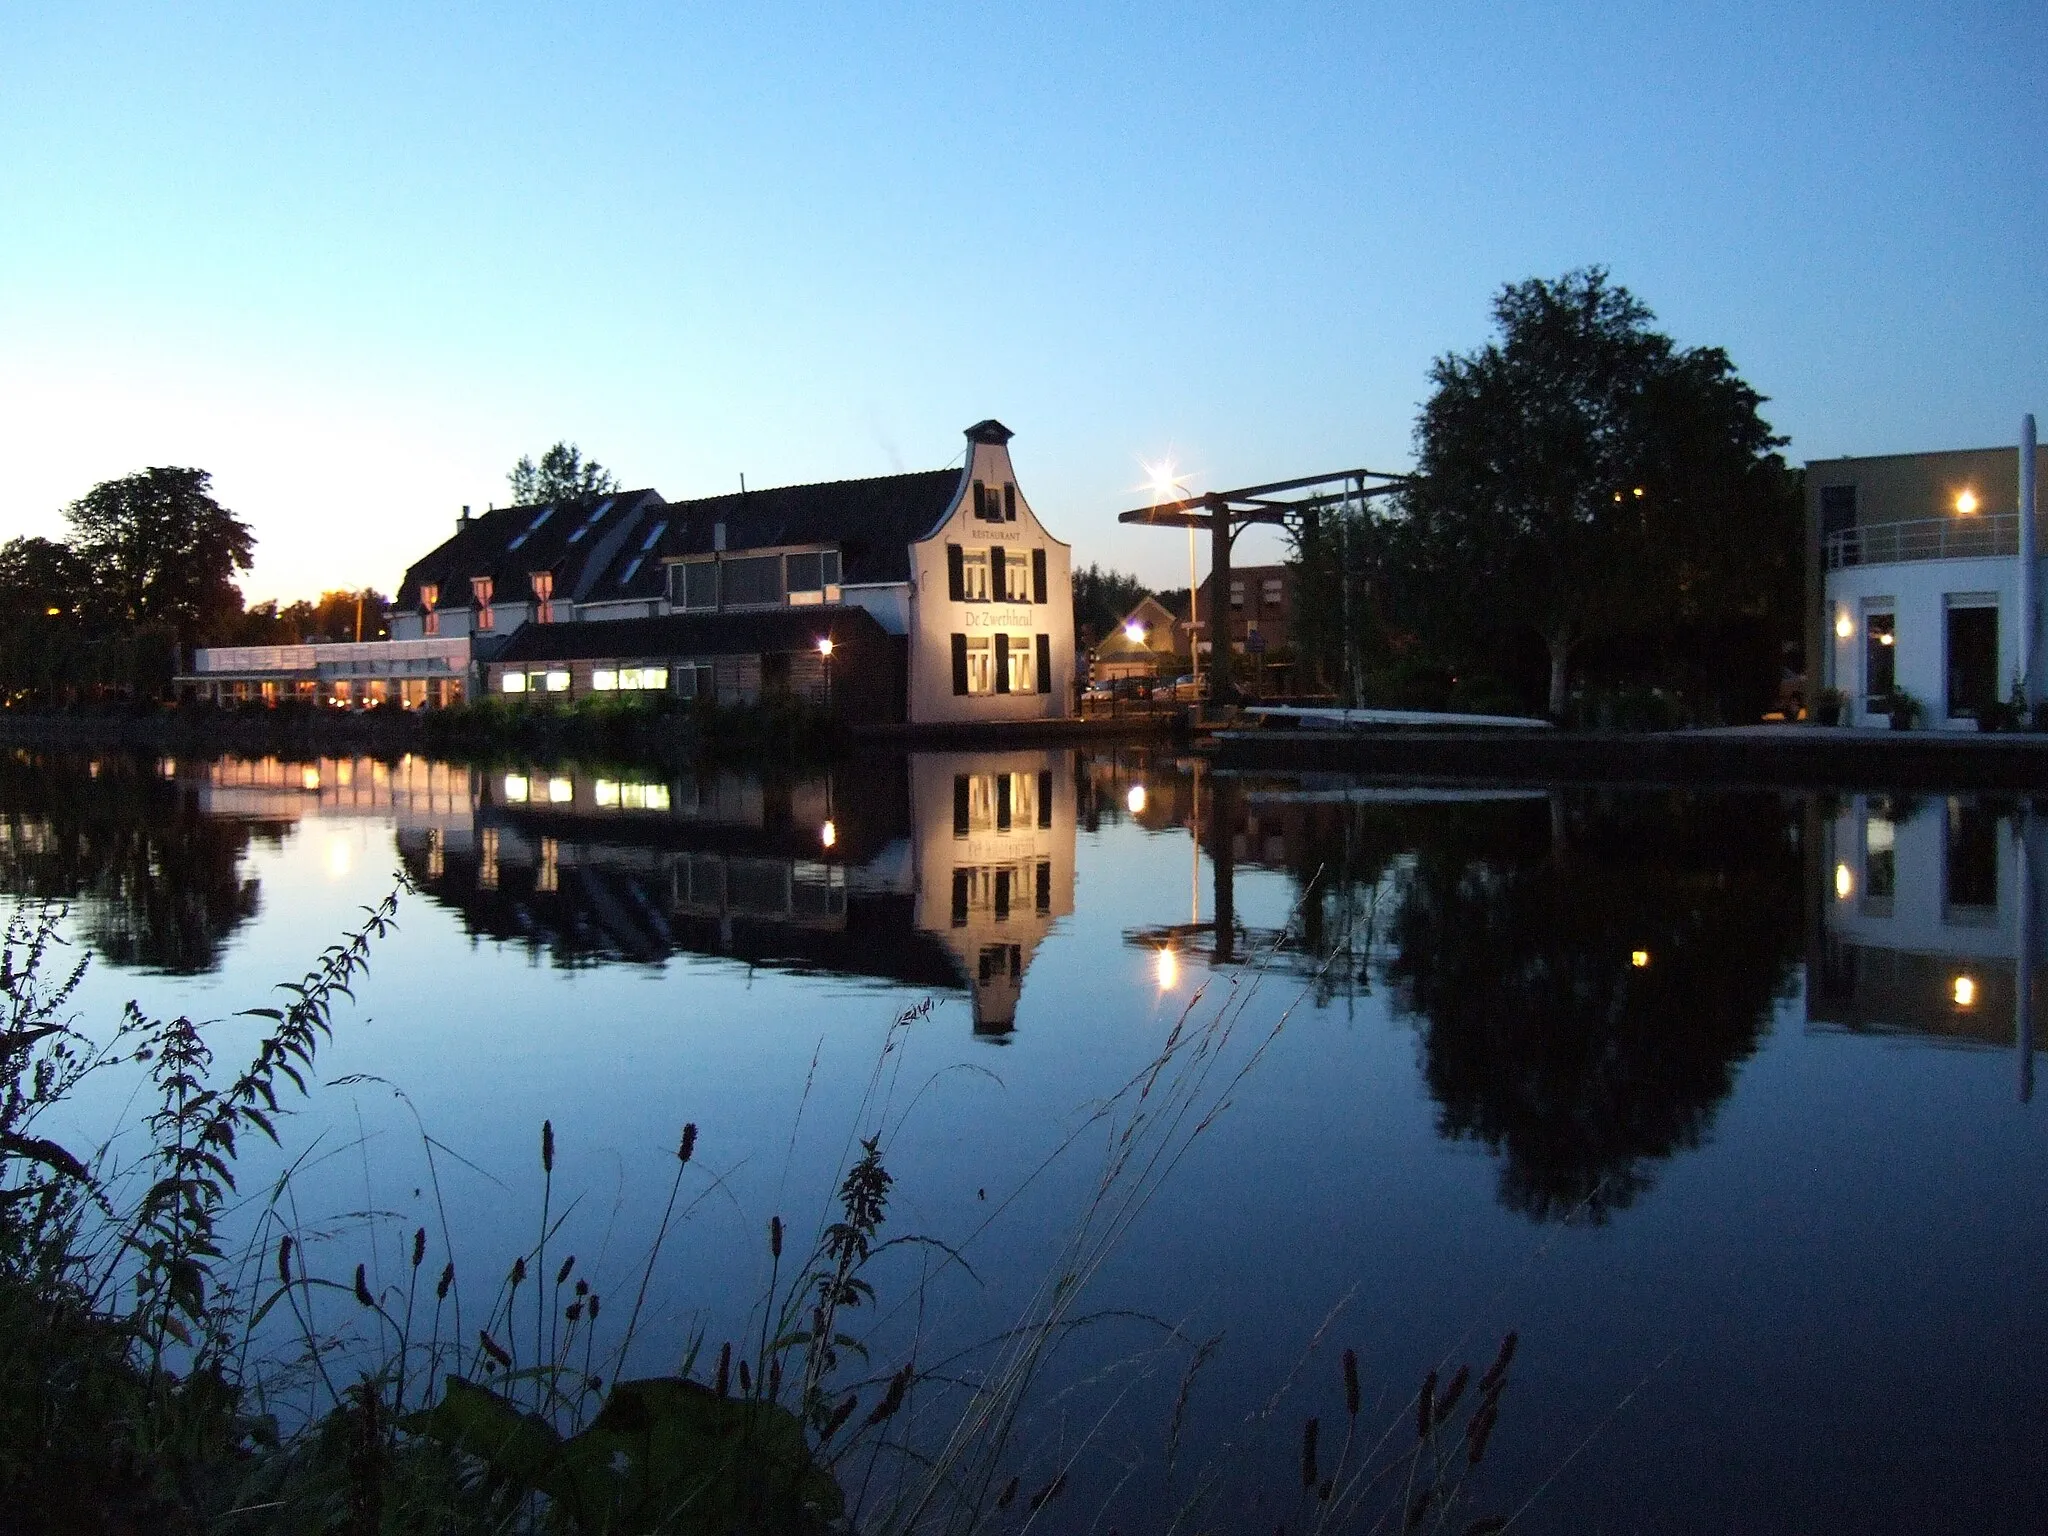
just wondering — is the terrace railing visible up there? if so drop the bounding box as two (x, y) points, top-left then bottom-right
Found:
(1826, 512), (2020, 570)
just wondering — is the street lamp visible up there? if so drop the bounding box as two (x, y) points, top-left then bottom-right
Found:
(816, 634), (834, 713)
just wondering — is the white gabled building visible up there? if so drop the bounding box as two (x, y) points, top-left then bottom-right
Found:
(1809, 420), (2045, 728)
(382, 418), (1075, 727)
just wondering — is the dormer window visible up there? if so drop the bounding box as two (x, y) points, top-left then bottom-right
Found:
(471, 576), (494, 632)
(531, 570), (555, 623)
(420, 584), (439, 636)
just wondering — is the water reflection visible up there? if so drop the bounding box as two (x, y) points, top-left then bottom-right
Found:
(0, 749), (284, 972)
(1123, 773), (1806, 1222)
(1808, 793), (2044, 1097)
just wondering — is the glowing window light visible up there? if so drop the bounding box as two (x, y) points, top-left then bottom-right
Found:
(1953, 975), (1977, 1009)
(548, 777), (573, 804)
(501, 672), (527, 693)
(301, 766), (322, 792)
(594, 779), (620, 808)
(502, 774), (529, 804)
(545, 671), (571, 693)
(1835, 863), (1854, 900)
(592, 670), (618, 691)
(1127, 784), (1147, 815)
(1630, 949), (1651, 969)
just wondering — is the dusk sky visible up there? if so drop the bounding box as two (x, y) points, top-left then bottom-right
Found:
(3, 2), (2042, 602)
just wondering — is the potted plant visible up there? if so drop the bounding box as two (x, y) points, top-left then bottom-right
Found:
(1881, 687), (1923, 731)
(1811, 686), (1847, 727)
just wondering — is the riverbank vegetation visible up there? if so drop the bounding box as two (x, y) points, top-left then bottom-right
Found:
(0, 890), (1519, 1533)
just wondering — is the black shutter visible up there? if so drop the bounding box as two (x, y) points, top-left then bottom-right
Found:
(989, 546), (1004, 600)
(1035, 859), (1051, 912)
(1004, 482), (1016, 521)
(1035, 633), (1051, 694)
(1037, 770), (1052, 827)
(1031, 547), (1047, 603)
(953, 775), (970, 836)
(996, 774), (1012, 831)
(972, 481), (987, 519)
(994, 633), (1010, 693)
(951, 869), (969, 926)
(947, 544), (965, 602)
(994, 869), (1011, 921)
(950, 633), (969, 696)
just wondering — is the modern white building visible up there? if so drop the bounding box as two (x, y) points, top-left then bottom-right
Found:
(1809, 421), (2044, 727)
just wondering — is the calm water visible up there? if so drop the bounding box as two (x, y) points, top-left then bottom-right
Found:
(5, 747), (2044, 1533)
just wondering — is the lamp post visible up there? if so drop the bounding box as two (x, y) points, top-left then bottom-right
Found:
(817, 634), (835, 714)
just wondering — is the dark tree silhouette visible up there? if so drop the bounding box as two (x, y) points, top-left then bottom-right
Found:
(1394, 269), (1798, 716)
(65, 467), (254, 648)
(1385, 793), (1802, 1221)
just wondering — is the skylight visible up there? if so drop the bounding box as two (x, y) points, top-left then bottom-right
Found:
(506, 506), (555, 551)
(640, 520), (668, 552)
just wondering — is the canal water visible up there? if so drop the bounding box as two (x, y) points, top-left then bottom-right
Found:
(3, 747), (2043, 1532)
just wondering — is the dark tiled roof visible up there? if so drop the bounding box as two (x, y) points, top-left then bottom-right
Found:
(488, 604), (893, 664)
(640, 469), (965, 599)
(395, 490), (664, 610)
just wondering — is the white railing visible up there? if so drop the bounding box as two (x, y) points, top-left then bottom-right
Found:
(1826, 513), (2020, 570)
(193, 637), (471, 674)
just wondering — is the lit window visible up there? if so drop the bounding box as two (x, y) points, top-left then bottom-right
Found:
(502, 774), (530, 803)
(501, 672), (527, 693)
(544, 671), (570, 692)
(592, 669), (618, 691)
(621, 782), (669, 810)
(1006, 634), (1036, 694)
(961, 550), (991, 601)
(618, 667), (669, 691)
(595, 779), (620, 807)
(965, 637), (995, 694)
(548, 776), (572, 803)
(1002, 555), (1033, 603)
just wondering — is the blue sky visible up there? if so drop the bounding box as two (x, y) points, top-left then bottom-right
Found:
(2, 1), (2042, 600)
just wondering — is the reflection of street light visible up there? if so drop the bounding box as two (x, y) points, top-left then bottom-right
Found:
(1127, 783), (1147, 815)
(1155, 946), (1179, 990)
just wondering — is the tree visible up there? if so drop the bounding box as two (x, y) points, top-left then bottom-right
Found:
(64, 468), (254, 649)
(508, 443), (618, 507)
(1394, 269), (1797, 716)
(0, 537), (87, 626)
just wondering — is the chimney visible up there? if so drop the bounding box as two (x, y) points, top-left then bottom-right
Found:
(459, 504), (471, 529)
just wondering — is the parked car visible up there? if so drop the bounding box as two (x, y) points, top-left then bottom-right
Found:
(1081, 676), (1154, 706)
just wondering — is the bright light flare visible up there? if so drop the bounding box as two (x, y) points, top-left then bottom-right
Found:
(817, 636), (835, 657)
(1955, 489), (1980, 516)
(1156, 946), (1179, 990)
(1127, 784), (1148, 815)
(1835, 863), (1854, 900)
(821, 819), (837, 849)
(301, 766), (322, 792)
(1835, 611), (1854, 640)
(1953, 975), (1977, 1009)
(1630, 949), (1651, 969)
(1124, 620), (1146, 643)
(1139, 457), (1192, 505)
(325, 836), (353, 882)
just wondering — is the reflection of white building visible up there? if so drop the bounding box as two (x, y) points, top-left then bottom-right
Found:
(1811, 796), (2042, 1065)
(1809, 426), (2044, 727)
(909, 749), (1077, 1034)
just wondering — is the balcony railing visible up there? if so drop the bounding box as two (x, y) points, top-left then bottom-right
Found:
(1826, 513), (2020, 570)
